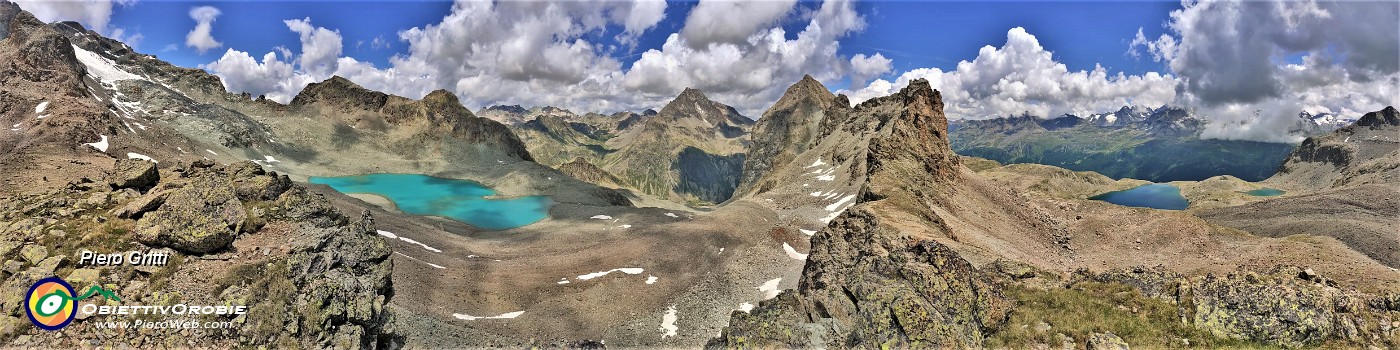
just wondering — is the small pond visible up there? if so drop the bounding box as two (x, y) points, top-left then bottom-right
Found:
(1089, 184), (1189, 210)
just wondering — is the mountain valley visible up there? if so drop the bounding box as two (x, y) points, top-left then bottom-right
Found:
(0, 2), (1397, 349)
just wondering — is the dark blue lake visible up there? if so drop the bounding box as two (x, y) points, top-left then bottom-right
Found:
(1089, 184), (1189, 210)
(1244, 188), (1286, 196)
(309, 173), (551, 230)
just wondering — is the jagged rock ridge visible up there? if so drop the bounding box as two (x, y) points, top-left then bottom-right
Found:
(710, 80), (1005, 348)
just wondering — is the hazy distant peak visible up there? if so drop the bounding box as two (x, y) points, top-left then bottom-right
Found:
(485, 104), (528, 114)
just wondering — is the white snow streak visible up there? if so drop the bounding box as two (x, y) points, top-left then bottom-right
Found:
(82, 135), (109, 152)
(72, 45), (143, 83)
(393, 252), (445, 269)
(126, 152), (156, 163)
(659, 306), (678, 338)
(782, 242), (808, 260)
(757, 278), (782, 300)
(453, 311), (524, 321)
(576, 268), (645, 280)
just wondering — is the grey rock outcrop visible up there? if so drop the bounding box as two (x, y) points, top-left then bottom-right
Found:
(1087, 332), (1130, 350)
(107, 159), (160, 189)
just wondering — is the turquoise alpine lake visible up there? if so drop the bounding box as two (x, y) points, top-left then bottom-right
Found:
(1244, 188), (1286, 196)
(309, 173), (552, 230)
(1089, 184), (1189, 210)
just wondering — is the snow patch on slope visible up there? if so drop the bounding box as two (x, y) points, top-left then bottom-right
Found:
(576, 268), (645, 280)
(452, 311), (524, 321)
(72, 45), (143, 83)
(83, 135), (109, 152)
(126, 152), (156, 163)
(782, 242), (808, 260)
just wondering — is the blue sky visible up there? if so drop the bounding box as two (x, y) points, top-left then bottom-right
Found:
(15, 0), (1397, 142)
(113, 1), (1179, 82)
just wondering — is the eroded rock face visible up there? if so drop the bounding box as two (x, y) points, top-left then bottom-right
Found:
(710, 80), (1007, 348)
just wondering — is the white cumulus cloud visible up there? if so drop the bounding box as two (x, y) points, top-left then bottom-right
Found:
(203, 49), (312, 103)
(1132, 0), (1398, 142)
(184, 6), (222, 54)
(679, 0), (797, 48)
(844, 27), (1178, 120)
(849, 52), (892, 88)
(199, 0), (889, 116)
(14, 0), (139, 46)
(284, 17), (343, 79)
(623, 0), (869, 114)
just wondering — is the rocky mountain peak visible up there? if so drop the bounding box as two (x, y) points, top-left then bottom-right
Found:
(736, 75), (845, 195)
(867, 78), (959, 181)
(1355, 106), (1399, 127)
(676, 87), (707, 101)
(289, 75), (389, 110)
(485, 104), (527, 114)
(656, 86), (751, 127)
(714, 78), (1001, 349)
(0, 2), (86, 97)
(776, 74), (837, 108)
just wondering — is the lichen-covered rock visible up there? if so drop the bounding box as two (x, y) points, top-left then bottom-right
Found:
(108, 158), (160, 189)
(18, 245), (46, 264)
(110, 190), (167, 219)
(1183, 266), (1397, 348)
(133, 173), (246, 254)
(1087, 332), (1130, 350)
(227, 161), (292, 201)
(1079, 266), (1400, 349)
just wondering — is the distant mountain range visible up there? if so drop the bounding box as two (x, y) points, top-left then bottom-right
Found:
(5, 2), (1398, 347)
(949, 106), (1305, 182)
(480, 88), (752, 205)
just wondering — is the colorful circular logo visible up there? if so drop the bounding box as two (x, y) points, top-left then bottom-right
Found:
(25, 277), (76, 331)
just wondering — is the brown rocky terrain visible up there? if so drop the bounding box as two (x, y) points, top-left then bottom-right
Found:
(0, 159), (396, 348)
(555, 157), (625, 189)
(712, 79), (1400, 349)
(3, 1), (1397, 347)
(733, 75), (844, 198)
(1196, 107), (1400, 269)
